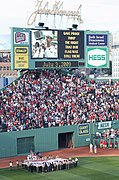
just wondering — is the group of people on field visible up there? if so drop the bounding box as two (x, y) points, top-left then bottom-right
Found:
(22, 151), (78, 173)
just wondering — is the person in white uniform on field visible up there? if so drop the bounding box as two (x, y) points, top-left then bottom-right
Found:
(94, 144), (97, 154)
(90, 143), (93, 153)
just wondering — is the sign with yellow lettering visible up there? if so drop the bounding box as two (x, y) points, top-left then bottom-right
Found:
(78, 124), (89, 136)
(58, 30), (84, 59)
(14, 47), (28, 69)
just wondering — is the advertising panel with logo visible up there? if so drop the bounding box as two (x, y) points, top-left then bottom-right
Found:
(85, 31), (109, 68)
(12, 30), (30, 69)
(78, 124), (90, 136)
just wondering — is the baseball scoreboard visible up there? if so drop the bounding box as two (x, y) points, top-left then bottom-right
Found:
(11, 27), (109, 69)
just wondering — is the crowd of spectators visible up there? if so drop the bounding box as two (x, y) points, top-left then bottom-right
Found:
(96, 128), (119, 139)
(0, 69), (119, 132)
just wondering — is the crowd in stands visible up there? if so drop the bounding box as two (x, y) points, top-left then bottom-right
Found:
(96, 128), (119, 139)
(0, 69), (119, 132)
(95, 128), (119, 148)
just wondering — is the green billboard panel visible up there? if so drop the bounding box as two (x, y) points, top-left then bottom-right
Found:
(85, 31), (109, 68)
(86, 47), (108, 68)
(11, 27), (30, 70)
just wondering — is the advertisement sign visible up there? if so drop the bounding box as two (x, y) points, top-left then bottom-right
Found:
(86, 34), (107, 46)
(87, 48), (107, 68)
(85, 31), (109, 68)
(14, 47), (28, 69)
(98, 121), (112, 129)
(27, 0), (83, 26)
(78, 124), (89, 136)
(14, 32), (29, 45)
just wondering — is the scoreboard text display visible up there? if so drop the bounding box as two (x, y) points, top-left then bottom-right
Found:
(58, 30), (84, 59)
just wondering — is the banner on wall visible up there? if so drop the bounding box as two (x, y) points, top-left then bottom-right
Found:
(14, 47), (29, 69)
(98, 121), (112, 129)
(78, 124), (90, 136)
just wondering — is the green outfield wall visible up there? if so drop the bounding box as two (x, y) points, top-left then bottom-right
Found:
(0, 120), (119, 158)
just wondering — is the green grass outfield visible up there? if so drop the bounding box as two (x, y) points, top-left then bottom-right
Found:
(0, 156), (119, 180)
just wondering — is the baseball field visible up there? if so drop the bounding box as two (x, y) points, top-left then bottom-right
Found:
(0, 156), (119, 180)
(0, 147), (119, 180)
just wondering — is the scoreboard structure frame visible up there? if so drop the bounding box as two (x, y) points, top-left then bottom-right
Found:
(11, 27), (109, 70)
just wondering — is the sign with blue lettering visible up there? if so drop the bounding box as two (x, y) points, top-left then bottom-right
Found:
(85, 31), (109, 68)
(86, 34), (107, 46)
(78, 124), (90, 136)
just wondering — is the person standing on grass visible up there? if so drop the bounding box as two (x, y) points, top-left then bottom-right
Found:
(16, 160), (19, 168)
(75, 157), (78, 167)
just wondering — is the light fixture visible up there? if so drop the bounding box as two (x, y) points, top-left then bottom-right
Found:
(38, 22), (44, 27)
(68, 28), (72, 31)
(72, 24), (78, 29)
(45, 27), (49, 30)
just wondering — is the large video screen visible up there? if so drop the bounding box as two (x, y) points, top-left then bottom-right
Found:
(31, 29), (84, 59)
(31, 29), (58, 59)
